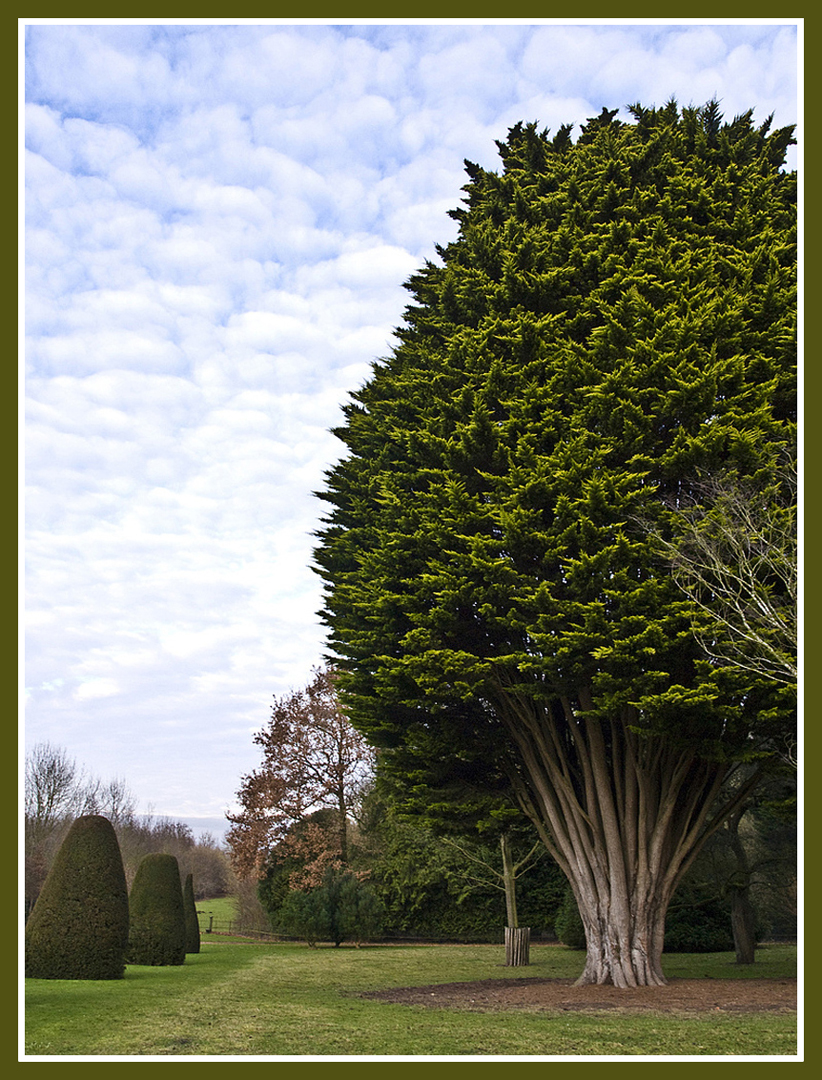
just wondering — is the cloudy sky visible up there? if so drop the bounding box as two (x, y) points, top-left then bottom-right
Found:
(22, 19), (800, 840)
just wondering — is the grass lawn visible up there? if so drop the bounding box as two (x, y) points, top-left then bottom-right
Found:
(194, 895), (238, 932)
(24, 940), (797, 1058)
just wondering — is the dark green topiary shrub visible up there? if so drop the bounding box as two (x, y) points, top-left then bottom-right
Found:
(25, 814), (129, 980)
(555, 886), (586, 949)
(126, 853), (186, 966)
(183, 873), (200, 954)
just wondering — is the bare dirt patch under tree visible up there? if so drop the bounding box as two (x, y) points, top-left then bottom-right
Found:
(361, 976), (797, 1014)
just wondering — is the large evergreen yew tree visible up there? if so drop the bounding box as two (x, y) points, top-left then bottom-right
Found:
(314, 102), (796, 987)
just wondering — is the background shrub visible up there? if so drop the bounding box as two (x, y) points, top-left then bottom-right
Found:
(278, 868), (385, 947)
(126, 853), (186, 966)
(361, 814), (568, 942)
(663, 880), (736, 953)
(25, 814), (129, 980)
(335, 871), (384, 945)
(278, 887), (332, 946)
(555, 886), (586, 949)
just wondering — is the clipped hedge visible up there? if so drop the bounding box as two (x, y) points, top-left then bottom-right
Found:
(183, 872), (200, 954)
(126, 853), (186, 966)
(25, 814), (129, 980)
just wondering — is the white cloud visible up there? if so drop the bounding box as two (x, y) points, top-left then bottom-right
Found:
(418, 34), (516, 116)
(25, 104), (77, 171)
(75, 678), (121, 701)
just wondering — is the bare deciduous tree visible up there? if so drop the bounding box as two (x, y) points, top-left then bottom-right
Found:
(81, 776), (138, 828)
(25, 742), (84, 846)
(441, 831), (544, 930)
(25, 742), (138, 839)
(656, 461), (797, 688)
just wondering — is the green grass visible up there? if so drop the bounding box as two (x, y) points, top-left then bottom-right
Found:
(194, 895), (238, 932)
(24, 941), (797, 1058)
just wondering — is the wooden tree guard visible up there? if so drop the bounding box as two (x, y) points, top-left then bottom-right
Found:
(505, 926), (530, 966)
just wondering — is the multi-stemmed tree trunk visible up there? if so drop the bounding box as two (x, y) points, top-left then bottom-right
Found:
(314, 103), (796, 986)
(497, 689), (761, 985)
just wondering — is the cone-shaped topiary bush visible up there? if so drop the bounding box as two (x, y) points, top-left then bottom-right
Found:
(25, 814), (129, 980)
(126, 853), (186, 966)
(183, 872), (200, 954)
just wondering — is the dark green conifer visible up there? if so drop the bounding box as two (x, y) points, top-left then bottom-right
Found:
(278, 886), (331, 947)
(337, 872), (384, 946)
(314, 102), (796, 987)
(126, 853), (186, 966)
(277, 868), (384, 947)
(183, 872), (200, 954)
(25, 814), (129, 980)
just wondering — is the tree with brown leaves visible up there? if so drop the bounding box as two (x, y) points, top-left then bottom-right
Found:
(226, 667), (375, 880)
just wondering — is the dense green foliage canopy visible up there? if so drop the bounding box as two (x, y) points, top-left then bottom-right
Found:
(25, 814), (130, 980)
(316, 99), (795, 738)
(314, 101), (796, 986)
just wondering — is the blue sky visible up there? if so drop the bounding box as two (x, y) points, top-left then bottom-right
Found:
(22, 19), (800, 840)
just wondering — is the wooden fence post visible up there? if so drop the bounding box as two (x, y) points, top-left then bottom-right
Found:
(505, 925), (530, 966)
